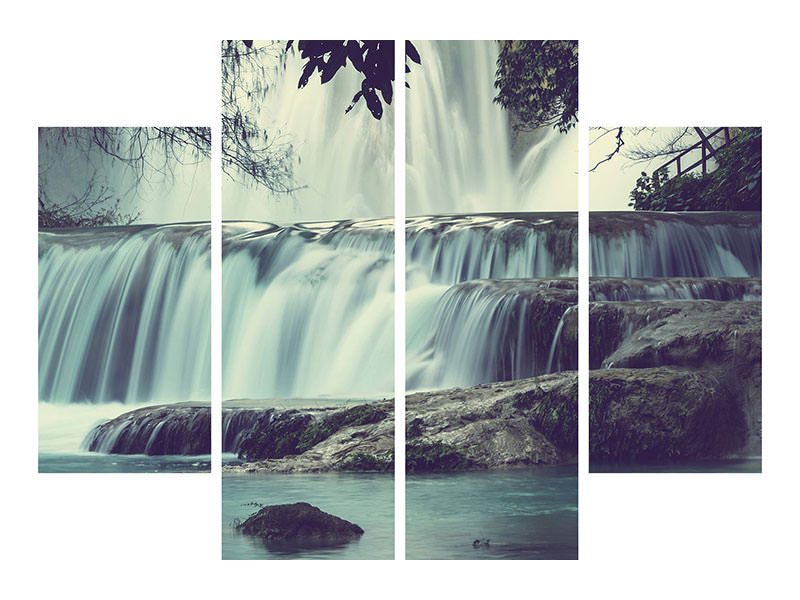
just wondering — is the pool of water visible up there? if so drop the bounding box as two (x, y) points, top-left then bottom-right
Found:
(590, 457), (762, 474)
(38, 402), (210, 473)
(406, 465), (578, 560)
(39, 452), (211, 473)
(222, 472), (394, 560)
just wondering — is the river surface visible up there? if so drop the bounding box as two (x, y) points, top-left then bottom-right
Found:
(222, 472), (394, 560)
(406, 466), (578, 560)
(39, 453), (210, 473)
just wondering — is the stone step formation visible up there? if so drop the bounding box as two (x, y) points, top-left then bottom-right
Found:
(589, 211), (762, 469)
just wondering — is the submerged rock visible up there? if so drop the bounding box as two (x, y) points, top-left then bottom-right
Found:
(236, 502), (363, 550)
(82, 403), (210, 455)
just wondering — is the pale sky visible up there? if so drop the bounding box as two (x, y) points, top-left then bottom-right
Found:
(589, 127), (712, 211)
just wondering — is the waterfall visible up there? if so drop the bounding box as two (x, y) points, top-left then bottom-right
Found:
(590, 212), (762, 277)
(222, 219), (394, 399)
(406, 40), (577, 214)
(38, 224), (211, 405)
(406, 214), (577, 391)
(223, 44), (394, 222)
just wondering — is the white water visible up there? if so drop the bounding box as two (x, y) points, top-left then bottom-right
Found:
(406, 40), (577, 214)
(406, 214), (577, 390)
(38, 402), (151, 454)
(223, 43), (394, 222)
(39, 224), (211, 405)
(590, 212), (762, 277)
(222, 220), (394, 399)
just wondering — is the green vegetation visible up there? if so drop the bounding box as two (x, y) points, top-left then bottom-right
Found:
(493, 40), (578, 133)
(338, 451), (394, 472)
(629, 128), (761, 211)
(237, 404), (388, 461)
(406, 441), (472, 473)
(512, 378), (578, 452)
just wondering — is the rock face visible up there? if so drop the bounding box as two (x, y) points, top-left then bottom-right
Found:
(223, 371), (577, 474)
(406, 371), (577, 470)
(236, 503), (363, 550)
(82, 403), (210, 455)
(223, 400), (395, 473)
(589, 299), (761, 464)
(590, 368), (747, 464)
(589, 277), (761, 302)
(590, 300), (761, 370)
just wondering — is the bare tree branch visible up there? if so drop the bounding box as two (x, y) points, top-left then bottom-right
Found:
(590, 127), (624, 172)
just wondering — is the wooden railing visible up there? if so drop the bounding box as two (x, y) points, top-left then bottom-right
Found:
(654, 127), (734, 180)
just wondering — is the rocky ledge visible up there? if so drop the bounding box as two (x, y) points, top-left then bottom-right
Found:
(235, 502), (363, 550)
(82, 403), (210, 455)
(223, 371), (578, 474)
(589, 299), (761, 465)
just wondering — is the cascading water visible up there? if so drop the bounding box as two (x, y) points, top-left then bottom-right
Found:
(39, 224), (211, 404)
(222, 219), (394, 399)
(223, 44), (394, 222)
(406, 40), (577, 214)
(406, 214), (577, 391)
(38, 224), (211, 466)
(403, 42), (579, 392)
(590, 212), (761, 278)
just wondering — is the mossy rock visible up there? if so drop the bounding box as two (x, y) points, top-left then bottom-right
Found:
(236, 502), (364, 550)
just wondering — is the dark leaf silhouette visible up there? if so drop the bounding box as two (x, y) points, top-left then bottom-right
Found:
(289, 40), (421, 120)
(298, 58), (319, 88)
(321, 44), (347, 84)
(362, 84), (383, 120)
(345, 91), (364, 115)
(406, 40), (421, 64)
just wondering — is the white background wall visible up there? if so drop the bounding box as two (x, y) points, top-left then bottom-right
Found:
(3, 2), (796, 598)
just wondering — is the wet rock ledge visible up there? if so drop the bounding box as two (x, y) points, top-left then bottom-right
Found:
(223, 371), (578, 473)
(590, 299), (761, 465)
(83, 403), (210, 455)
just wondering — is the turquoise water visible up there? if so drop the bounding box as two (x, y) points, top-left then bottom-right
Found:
(39, 452), (210, 473)
(406, 466), (578, 560)
(222, 472), (394, 560)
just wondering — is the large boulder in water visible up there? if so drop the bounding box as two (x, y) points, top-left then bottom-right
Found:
(236, 502), (363, 549)
(589, 367), (748, 465)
